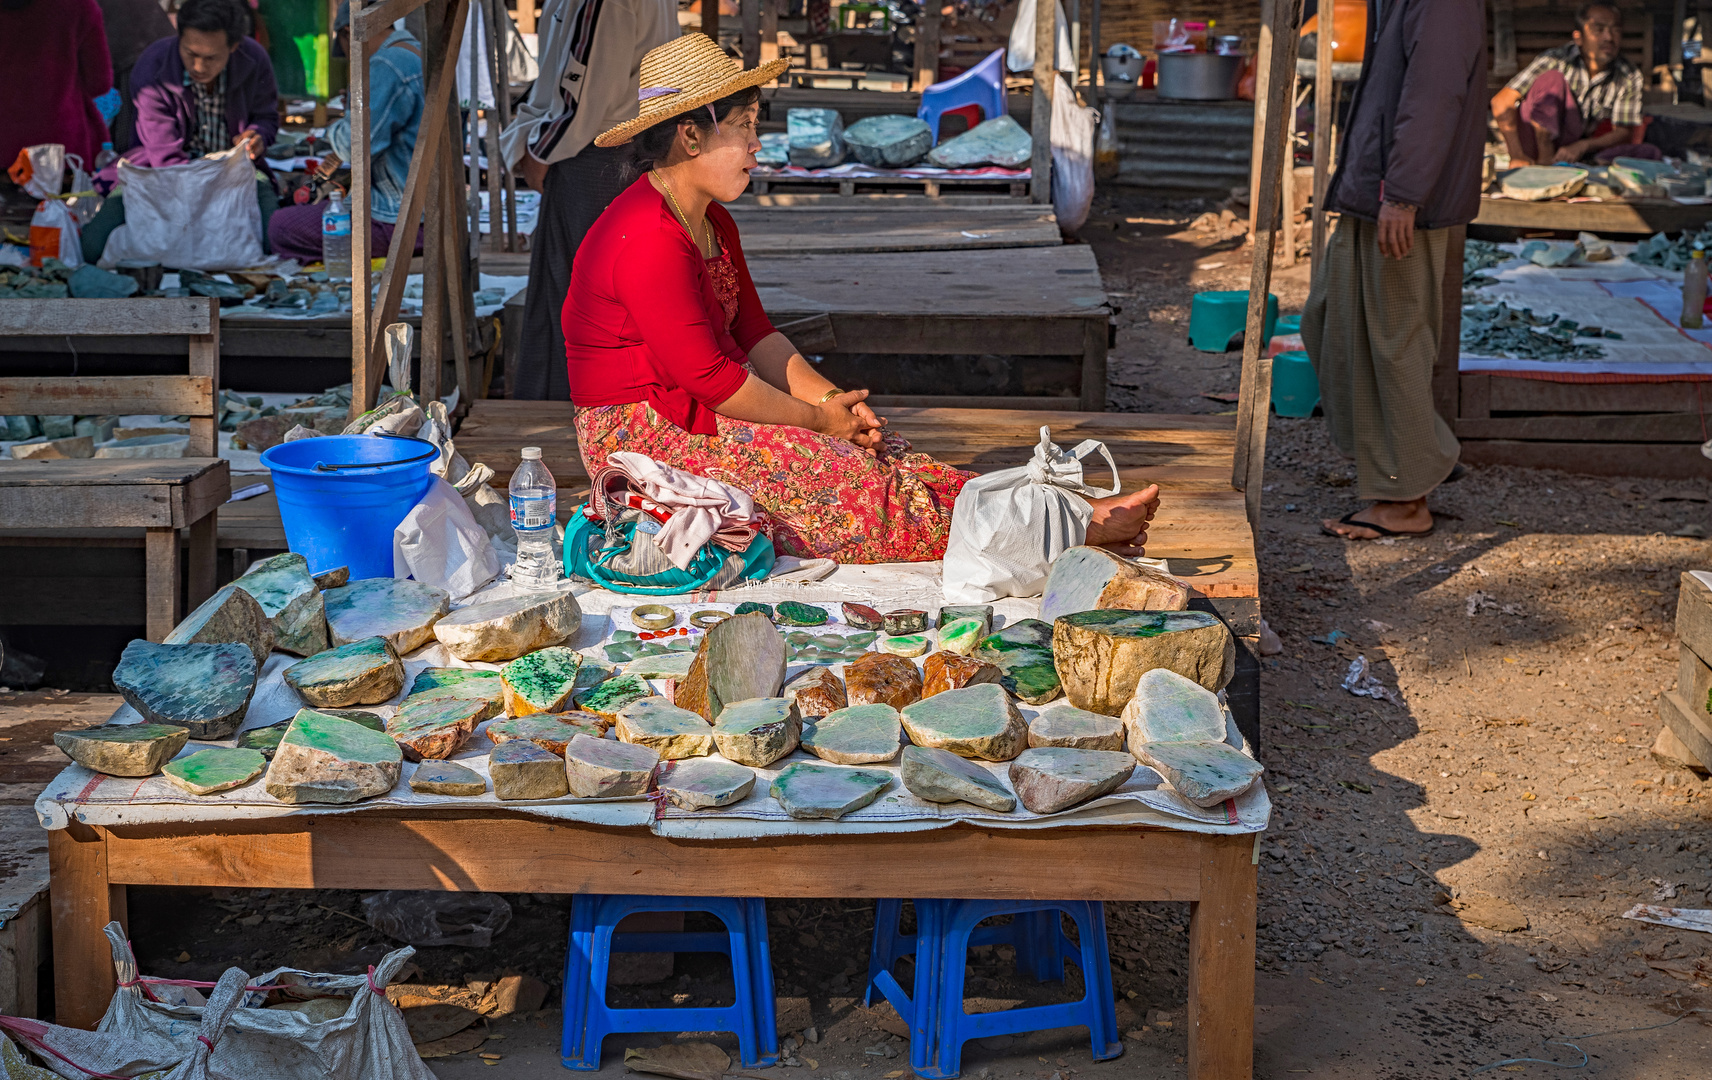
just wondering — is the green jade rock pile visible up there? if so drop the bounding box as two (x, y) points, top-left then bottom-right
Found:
(234, 553), (328, 656)
(845, 114), (931, 167)
(971, 619), (1061, 705)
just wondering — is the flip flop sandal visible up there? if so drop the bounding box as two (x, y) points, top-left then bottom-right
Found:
(1321, 510), (1435, 540)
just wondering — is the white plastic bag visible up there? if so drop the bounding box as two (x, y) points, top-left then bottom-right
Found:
(10, 144), (64, 199)
(27, 200), (80, 268)
(942, 426), (1119, 603)
(1050, 75), (1099, 236)
(100, 146), (265, 270)
(1007, 0), (1076, 72)
(394, 476), (502, 599)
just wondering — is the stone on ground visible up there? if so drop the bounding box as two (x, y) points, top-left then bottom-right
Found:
(1028, 704), (1125, 751)
(615, 697), (715, 759)
(922, 651), (1001, 698)
(573, 673), (653, 724)
(283, 636), (404, 708)
(112, 639), (258, 739)
(163, 583), (274, 666)
(485, 711), (605, 755)
(972, 620), (1061, 705)
(1121, 667), (1227, 745)
(564, 733), (659, 798)
(162, 747), (267, 796)
(899, 683), (1027, 761)
(500, 647), (582, 716)
(769, 761), (891, 820)
(1008, 747), (1135, 813)
(1039, 547), (1191, 623)
(786, 107), (846, 168)
(265, 709), (402, 804)
(234, 552), (329, 656)
(312, 566), (349, 590)
(322, 578), (451, 655)
(1135, 740), (1263, 807)
(899, 744), (1015, 812)
(784, 667), (847, 719)
(1053, 609), (1234, 714)
(409, 759), (486, 797)
(1449, 892), (1530, 932)
(845, 652), (923, 709)
(879, 634), (930, 658)
(712, 697), (802, 767)
(94, 433), (188, 458)
(841, 603), (884, 631)
(54, 723), (188, 777)
(802, 703), (902, 764)
(432, 587), (581, 661)
(936, 617), (985, 656)
(844, 114), (931, 167)
(882, 610), (927, 635)
(489, 739), (569, 801)
(676, 613), (787, 722)
(655, 757), (755, 810)
(926, 115), (1032, 167)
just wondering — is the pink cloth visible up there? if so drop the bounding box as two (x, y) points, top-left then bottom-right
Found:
(0, 0), (114, 169)
(599, 451), (765, 569)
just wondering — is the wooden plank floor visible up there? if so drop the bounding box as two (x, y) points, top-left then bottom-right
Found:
(727, 203), (1062, 256)
(749, 245), (1107, 319)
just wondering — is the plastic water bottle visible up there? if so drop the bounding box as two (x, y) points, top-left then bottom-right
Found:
(94, 141), (117, 171)
(322, 189), (353, 280)
(509, 446), (562, 589)
(1684, 248), (1708, 330)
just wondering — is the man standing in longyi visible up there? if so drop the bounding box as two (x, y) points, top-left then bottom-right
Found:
(1302, 0), (1486, 540)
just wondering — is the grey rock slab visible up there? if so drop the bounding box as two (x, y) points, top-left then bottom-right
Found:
(802, 703), (902, 765)
(11, 435), (93, 460)
(322, 578), (451, 655)
(787, 107), (846, 168)
(501, 647), (582, 716)
(1008, 747), (1135, 814)
(163, 583), (275, 666)
(563, 732), (659, 798)
(676, 613), (787, 722)
(1039, 546), (1191, 623)
(784, 667), (847, 719)
(899, 744), (1015, 812)
(283, 636), (404, 708)
(621, 652), (697, 680)
(409, 759), (486, 796)
(769, 761), (891, 820)
(712, 697), (802, 767)
(1053, 609), (1234, 714)
(432, 587), (582, 662)
(234, 552), (328, 656)
(655, 757), (756, 810)
(898, 683), (1028, 761)
(1120, 667), (1227, 745)
(844, 114), (931, 167)
(94, 433), (188, 458)
(489, 738), (569, 801)
(312, 566), (349, 590)
(162, 747), (267, 795)
(485, 711), (605, 755)
(265, 709), (402, 804)
(111, 639), (258, 740)
(1028, 704), (1125, 751)
(53, 723), (188, 777)
(615, 697), (715, 760)
(926, 115), (1032, 168)
(1136, 740), (1263, 808)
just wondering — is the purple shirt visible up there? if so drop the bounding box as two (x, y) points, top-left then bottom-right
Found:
(124, 35), (278, 167)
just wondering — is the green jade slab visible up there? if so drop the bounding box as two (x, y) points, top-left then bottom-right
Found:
(623, 652), (697, 679)
(501, 647), (583, 716)
(1136, 740), (1263, 807)
(655, 757), (756, 810)
(239, 710), (383, 758)
(485, 711), (605, 754)
(972, 619), (1061, 705)
(282, 636), (403, 708)
(786, 107), (846, 168)
(936, 618), (985, 656)
(163, 747), (267, 796)
(1028, 704), (1125, 751)
(802, 703), (902, 764)
(926, 115), (1032, 168)
(265, 709), (402, 804)
(844, 114), (931, 168)
(775, 601), (829, 627)
(407, 667), (505, 708)
(54, 723), (189, 777)
(769, 761), (891, 820)
(322, 578), (451, 654)
(900, 744), (1016, 812)
(112, 639), (258, 740)
(388, 695), (490, 760)
(899, 683), (1028, 761)
(234, 552), (328, 656)
(937, 605), (993, 639)
(410, 759), (486, 796)
(1054, 609), (1233, 711)
(878, 634), (930, 658)
(574, 674), (653, 722)
(712, 697), (802, 767)
(163, 583), (274, 666)
(615, 697), (716, 760)
(1122, 667), (1227, 745)
(733, 602), (773, 620)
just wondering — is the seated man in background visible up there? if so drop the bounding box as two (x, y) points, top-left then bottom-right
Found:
(267, 1), (424, 265)
(1491, 2), (1661, 165)
(83, 0), (280, 262)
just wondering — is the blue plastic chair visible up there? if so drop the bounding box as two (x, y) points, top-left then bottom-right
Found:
(1270, 350), (1321, 417)
(918, 49), (1009, 144)
(561, 895), (779, 1070)
(864, 899), (1122, 1079)
(1188, 290), (1278, 353)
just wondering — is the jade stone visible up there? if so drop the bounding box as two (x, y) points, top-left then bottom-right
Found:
(1039, 546), (1189, 623)
(407, 667), (505, 708)
(616, 697), (715, 759)
(972, 619), (1062, 705)
(234, 552), (328, 656)
(409, 759), (486, 796)
(387, 695), (488, 760)
(1135, 741), (1263, 808)
(786, 107), (846, 168)
(655, 757), (755, 810)
(265, 709), (402, 804)
(312, 566), (349, 590)
(573, 674), (653, 723)
(757, 130), (789, 166)
(899, 683), (1028, 762)
(501, 647), (583, 716)
(432, 588), (582, 662)
(900, 744), (1016, 812)
(878, 634), (930, 658)
(577, 657), (617, 689)
(282, 636), (404, 708)
(239, 711), (383, 759)
(163, 584), (274, 666)
(921, 651), (1001, 698)
(1028, 704), (1125, 752)
(489, 739), (569, 801)
(162, 747), (267, 796)
(622, 653), (697, 679)
(775, 601), (829, 627)
(1008, 748), (1136, 814)
(676, 613), (787, 722)
(112, 639), (258, 740)
(844, 114), (932, 168)
(1053, 609), (1234, 712)
(604, 642), (640, 663)
(926, 115), (1032, 168)
(54, 723), (188, 777)
(845, 652), (923, 710)
(842, 603), (884, 631)
(937, 605), (993, 639)
(769, 762), (891, 820)
(322, 578), (451, 655)
(802, 703), (902, 765)
(313, 709), (386, 730)
(784, 667), (847, 719)
(485, 711), (604, 755)
(883, 609), (927, 635)
(734, 602), (774, 620)
(563, 733), (659, 798)
(1121, 668), (1227, 746)
(712, 697), (802, 767)
(936, 618), (985, 656)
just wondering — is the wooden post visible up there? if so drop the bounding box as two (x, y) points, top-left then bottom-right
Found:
(49, 824), (124, 1029)
(914, 0), (941, 90)
(742, 0), (760, 67)
(703, 0), (719, 45)
(1069, 0), (1080, 85)
(348, 0), (373, 420)
(1231, 0), (1300, 525)
(1309, 11), (1333, 268)
(1030, 0), (1054, 204)
(516, 0), (536, 34)
(1434, 224), (1466, 425)
(443, 122), (477, 404)
(1493, 0), (1517, 77)
(1186, 834), (1257, 1080)
(1090, 0), (1101, 96)
(761, 0), (779, 66)
(1280, 68), (1299, 268)
(487, 0), (519, 251)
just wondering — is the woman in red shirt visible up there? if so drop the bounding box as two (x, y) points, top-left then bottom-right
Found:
(565, 34), (1158, 563)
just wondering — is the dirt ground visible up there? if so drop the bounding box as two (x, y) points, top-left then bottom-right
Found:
(87, 191), (1712, 1076)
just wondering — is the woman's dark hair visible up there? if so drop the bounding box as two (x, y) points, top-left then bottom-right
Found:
(177, 0), (252, 45)
(630, 85), (762, 174)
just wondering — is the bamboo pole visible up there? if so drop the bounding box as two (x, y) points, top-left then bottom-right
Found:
(1030, 0), (1054, 204)
(348, 0), (374, 418)
(915, 1), (941, 90)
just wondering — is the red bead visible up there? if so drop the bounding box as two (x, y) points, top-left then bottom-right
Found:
(639, 632), (655, 640)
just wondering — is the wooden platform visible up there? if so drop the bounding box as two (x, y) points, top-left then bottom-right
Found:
(727, 201), (1062, 255)
(1473, 194), (1712, 237)
(749, 171), (1030, 199)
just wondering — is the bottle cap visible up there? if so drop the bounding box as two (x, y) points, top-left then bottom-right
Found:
(521, 446), (542, 460)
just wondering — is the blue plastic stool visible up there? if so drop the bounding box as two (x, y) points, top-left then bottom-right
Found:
(918, 49), (1009, 144)
(1270, 350), (1321, 417)
(561, 895), (779, 1070)
(1188, 290), (1278, 353)
(864, 899), (1122, 1079)
(1274, 313), (1302, 336)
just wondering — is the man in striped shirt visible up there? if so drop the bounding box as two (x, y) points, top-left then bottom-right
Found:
(1491, 2), (1660, 165)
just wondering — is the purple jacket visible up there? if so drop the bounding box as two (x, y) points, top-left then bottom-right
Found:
(124, 35), (279, 166)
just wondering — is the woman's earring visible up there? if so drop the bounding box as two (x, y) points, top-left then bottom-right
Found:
(689, 143), (699, 152)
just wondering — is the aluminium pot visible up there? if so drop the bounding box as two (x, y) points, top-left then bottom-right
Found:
(1155, 52), (1244, 101)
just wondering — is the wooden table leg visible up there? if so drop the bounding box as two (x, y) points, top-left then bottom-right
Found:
(144, 526), (182, 642)
(49, 823), (125, 1029)
(1080, 318), (1108, 412)
(187, 514), (217, 612)
(1186, 833), (1257, 1080)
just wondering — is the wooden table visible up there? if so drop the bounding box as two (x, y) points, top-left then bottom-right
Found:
(728, 201), (1063, 255)
(1473, 194), (1712, 236)
(48, 813), (1258, 1079)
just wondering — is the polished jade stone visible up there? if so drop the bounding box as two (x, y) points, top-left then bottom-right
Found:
(501, 646), (583, 715)
(878, 634), (930, 658)
(844, 114), (931, 168)
(623, 652), (697, 679)
(972, 619), (1061, 705)
(574, 674), (653, 719)
(734, 602), (773, 620)
(162, 747), (267, 795)
(769, 761), (891, 820)
(1124, 668), (1227, 745)
(776, 602), (829, 627)
(802, 703), (902, 765)
(111, 639), (259, 740)
(407, 667), (504, 705)
(936, 618), (985, 656)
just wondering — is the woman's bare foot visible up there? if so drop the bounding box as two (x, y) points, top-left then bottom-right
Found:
(1087, 484), (1160, 554)
(1321, 497), (1433, 540)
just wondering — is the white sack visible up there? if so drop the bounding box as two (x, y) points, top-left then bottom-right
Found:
(394, 476), (502, 599)
(100, 147), (265, 270)
(1050, 75), (1099, 235)
(1007, 0), (1076, 72)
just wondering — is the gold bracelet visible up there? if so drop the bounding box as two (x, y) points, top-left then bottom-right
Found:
(818, 387), (846, 404)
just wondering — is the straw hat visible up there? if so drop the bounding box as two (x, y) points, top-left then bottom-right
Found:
(594, 34), (788, 148)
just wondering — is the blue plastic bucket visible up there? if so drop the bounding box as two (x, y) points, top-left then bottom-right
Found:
(261, 434), (439, 579)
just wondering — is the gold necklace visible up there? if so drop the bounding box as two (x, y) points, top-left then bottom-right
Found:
(656, 172), (716, 258)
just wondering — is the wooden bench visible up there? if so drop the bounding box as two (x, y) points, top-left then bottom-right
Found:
(0, 299), (230, 641)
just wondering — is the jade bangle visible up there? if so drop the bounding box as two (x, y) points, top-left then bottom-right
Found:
(630, 604), (676, 630)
